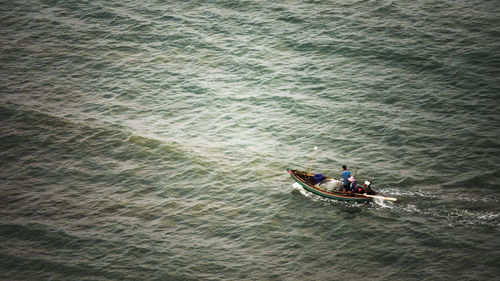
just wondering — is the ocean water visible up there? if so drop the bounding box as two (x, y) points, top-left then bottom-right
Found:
(1, 0), (499, 280)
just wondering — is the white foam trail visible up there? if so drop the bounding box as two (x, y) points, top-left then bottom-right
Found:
(372, 197), (395, 209)
(292, 184), (498, 227)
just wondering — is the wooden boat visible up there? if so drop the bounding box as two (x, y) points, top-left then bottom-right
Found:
(286, 168), (396, 202)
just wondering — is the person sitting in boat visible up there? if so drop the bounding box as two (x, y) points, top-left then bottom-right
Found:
(348, 176), (359, 193)
(363, 180), (372, 192)
(341, 165), (351, 192)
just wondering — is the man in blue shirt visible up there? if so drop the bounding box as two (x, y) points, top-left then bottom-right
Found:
(341, 165), (351, 192)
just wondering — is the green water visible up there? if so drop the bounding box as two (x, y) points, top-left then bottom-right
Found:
(1, 0), (499, 280)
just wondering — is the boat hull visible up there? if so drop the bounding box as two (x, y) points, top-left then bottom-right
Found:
(287, 168), (373, 202)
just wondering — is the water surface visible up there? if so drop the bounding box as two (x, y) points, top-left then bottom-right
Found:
(1, 0), (499, 280)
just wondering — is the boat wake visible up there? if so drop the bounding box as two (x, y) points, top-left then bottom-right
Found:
(373, 187), (499, 227)
(292, 183), (499, 227)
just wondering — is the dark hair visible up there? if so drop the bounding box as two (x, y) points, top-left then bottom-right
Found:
(342, 165), (347, 170)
